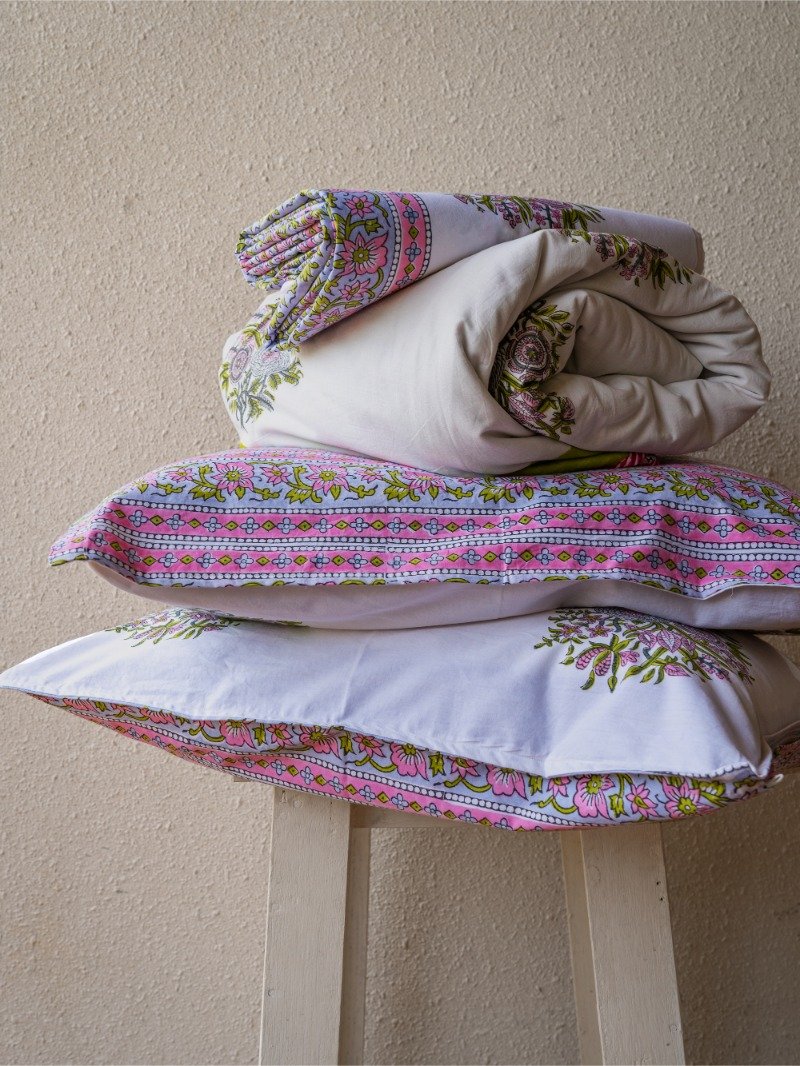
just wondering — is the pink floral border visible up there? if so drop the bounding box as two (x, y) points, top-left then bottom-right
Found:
(31, 695), (797, 832)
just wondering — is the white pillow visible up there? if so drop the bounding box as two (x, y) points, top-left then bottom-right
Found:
(5, 606), (797, 830)
(3, 606), (798, 783)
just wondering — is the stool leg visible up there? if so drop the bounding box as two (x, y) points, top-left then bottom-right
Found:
(338, 827), (371, 1065)
(259, 787), (352, 1066)
(561, 823), (685, 1065)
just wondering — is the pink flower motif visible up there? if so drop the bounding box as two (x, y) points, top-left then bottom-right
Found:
(407, 473), (447, 494)
(338, 278), (372, 301)
(344, 194), (373, 219)
(487, 766), (527, 798)
(626, 782), (657, 817)
(448, 756), (480, 779)
(213, 462), (254, 494)
(299, 726), (339, 755)
(359, 467), (383, 482)
(340, 232), (389, 277)
(268, 724), (293, 746)
(354, 734), (385, 758)
(390, 742), (428, 778)
(310, 469), (349, 494)
(167, 466), (194, 483)
(219, 720), (256, 748)
(574, 775), (614, 819)
(548, 776), (570, 797)
(663, 780), (705, 819)
(619, 650), (640, 665)
(263, 465), (290, 486)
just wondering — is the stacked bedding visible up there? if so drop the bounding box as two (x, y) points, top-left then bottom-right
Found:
(4, 188), (800, 830)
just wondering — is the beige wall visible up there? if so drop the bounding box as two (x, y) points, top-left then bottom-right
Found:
(2, 1), (799, 1063)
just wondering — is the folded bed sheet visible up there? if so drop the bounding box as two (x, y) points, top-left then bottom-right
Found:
(222, 229), (767, 475)
(236, 188), (704, 346)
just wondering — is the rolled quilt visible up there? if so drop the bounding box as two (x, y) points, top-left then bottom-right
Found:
(221, 228), (768, 476)
(236, 188), (704, 346)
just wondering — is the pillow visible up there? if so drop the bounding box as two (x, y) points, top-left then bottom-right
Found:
(50, 448), (800, 632)
(2, 607), (797, 831)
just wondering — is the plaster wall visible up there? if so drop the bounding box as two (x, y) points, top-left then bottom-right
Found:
(1, 2), (799, 1063)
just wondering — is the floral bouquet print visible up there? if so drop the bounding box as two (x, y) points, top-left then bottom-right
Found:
(221, 228), (767, 476)
(2, 606), (798, 832)
(235, 188), (704, 347)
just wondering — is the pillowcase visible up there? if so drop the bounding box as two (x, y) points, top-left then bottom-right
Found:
(1, 607), (797, 831)
(50, 448), (800, 632)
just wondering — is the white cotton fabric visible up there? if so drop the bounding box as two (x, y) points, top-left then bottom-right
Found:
(89, 565), (800, 634)
(225, 229), (767, 476)
(3, 609), (798, 781)
(418, 193), (705, 275)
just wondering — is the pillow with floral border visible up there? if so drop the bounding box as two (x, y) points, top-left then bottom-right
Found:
(1, 607), (798, 831)
(49, 449), (800, 632)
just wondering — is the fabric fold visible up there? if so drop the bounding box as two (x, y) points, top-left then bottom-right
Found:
(221, 229), (767, 476)
(236, 188), (704, 346)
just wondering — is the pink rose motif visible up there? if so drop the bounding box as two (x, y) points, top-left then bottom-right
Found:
(390, 742), (428, 778)
(626, 782), (657, 818)
(340, 232), (389, 277)
(574, 775), (614, 819)
(298, 726), (339, 755)
(507, 331), (555, 383)
(310, 469), (349, 494)
(487, 766), (527, 798)
(213, 462), (254, 494)
(663, 780), (705, 819)
(228, 345), (252, 383)
(219, 720), (256, 748)
(448, 756), (480, 779)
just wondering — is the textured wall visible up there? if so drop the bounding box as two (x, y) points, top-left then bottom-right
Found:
(1, 1), (799, 1063)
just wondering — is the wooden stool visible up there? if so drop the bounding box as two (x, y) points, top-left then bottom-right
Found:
(258, 788), (684, 1066)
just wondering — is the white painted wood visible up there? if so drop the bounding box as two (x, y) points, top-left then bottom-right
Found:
(338, 827), (371, 1066)
(561, 824), (685, 1065)
(561, 831), (603, 1065)
(259, 787), (352, 1066)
